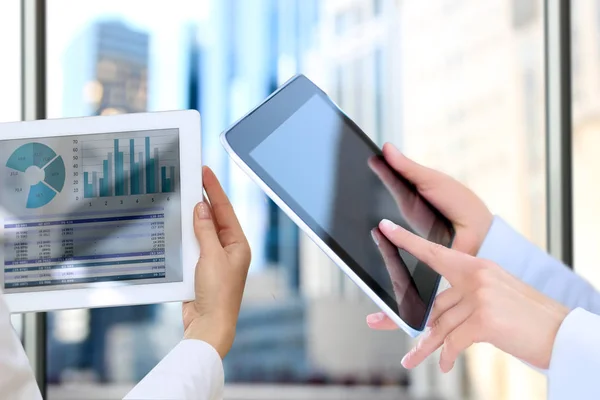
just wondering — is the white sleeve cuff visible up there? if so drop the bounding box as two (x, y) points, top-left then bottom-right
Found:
(124, 339), (224, 400)
(548, 308), (600, 399)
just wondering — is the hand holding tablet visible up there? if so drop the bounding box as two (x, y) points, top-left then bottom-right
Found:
(183, 166), (251, 359)
(221, 74), (455, 337)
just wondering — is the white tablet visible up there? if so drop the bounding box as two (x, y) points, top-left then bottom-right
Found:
(0, 110), (201, 313)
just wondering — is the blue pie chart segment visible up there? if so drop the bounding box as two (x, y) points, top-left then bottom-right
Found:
(43, 156), (66, 192)
(26, 182), (57, 209)
(6, 143), (35, 172)
(5, 143), (65, 209)
(33, 143), (57, 168)
(6, 142), (57, 171)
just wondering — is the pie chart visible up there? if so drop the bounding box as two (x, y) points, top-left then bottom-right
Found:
(5, 143), (65, 208)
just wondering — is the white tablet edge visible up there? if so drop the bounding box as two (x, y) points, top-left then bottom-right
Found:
(2, 110), (201, 313)
(220, 133), (424, 338)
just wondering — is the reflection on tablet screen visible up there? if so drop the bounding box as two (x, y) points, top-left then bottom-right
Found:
(0, 129), (183, 293)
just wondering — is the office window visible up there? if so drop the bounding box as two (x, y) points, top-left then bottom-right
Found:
(572, 0), (600, 290)
(386, 1), (546, 399)
(44, 1), (546, 399)
(0, 0), (22, 340)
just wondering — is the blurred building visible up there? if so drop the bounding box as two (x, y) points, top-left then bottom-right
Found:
(397, 0), (546, 246)
(298, 1), (549, 398)
(304, 1), (462, 397)
(226, 0), (420, 389)
(397, 1), (546, 399)
(571, 0), (600, 289)
(194, 0), (305, 381)
(192, 0), (413, 386)
(49, 20), (159, 384)
(299, 0), (402, 301)
(193, 0), (305, 287)
(321, 0), (398, 145)
(62, 20), (149, 117)
(195, 0), (275, 276)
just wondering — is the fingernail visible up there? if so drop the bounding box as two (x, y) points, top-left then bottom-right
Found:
(401, 352), (411, 368)
(367, 312), (385, 324)
(440, 361), (454, 374)
(195, 202), (211, 220)
(380, 219), (397, 232)
(386, 143), (402, 156)
(370, 230), (379, 245)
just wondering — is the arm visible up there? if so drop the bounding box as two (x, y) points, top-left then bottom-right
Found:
(0, 292), (42, 400)
(477, 216), (600, 314)
(124, 340), (223, 400)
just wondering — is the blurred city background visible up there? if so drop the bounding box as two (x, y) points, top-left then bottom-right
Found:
(1, 0), (600, 399)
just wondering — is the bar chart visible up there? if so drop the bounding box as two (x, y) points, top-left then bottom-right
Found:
(82, 135), (178, 198)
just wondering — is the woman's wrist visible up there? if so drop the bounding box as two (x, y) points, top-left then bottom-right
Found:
(184, 316), (236, 359)
(536, 304), (570, 369)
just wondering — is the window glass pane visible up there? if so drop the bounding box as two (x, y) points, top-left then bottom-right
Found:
(0, 1), (21, 123)
(0, 0), (22, 338)
(324, 1), (546, 399)
(46, 1), (546, 399)
(573, 2), (600, 290)
(46, 2), (208, 397)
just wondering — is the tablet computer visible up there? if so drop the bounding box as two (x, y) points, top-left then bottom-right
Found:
(1, 110), (201, 313)
(221, 75), (455, 337)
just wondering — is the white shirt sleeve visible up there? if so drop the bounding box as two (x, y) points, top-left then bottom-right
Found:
(547, 307), (600, 400)
(477, 216), (600, 312)
(124, 339), (224, 400)
(0, 292), (42, 400)
(477, 216), (600, 398)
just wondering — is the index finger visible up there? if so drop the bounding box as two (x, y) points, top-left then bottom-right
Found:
(371, 227), (403, 266)
(378, 219), (473, 284)
(203, 166), (248, 253)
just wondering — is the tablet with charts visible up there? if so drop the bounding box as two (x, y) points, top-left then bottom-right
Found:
(0, 110), (202, 313)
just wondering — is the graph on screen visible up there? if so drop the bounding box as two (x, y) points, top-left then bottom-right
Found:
(81, 135), (177, 198)
(4, 142), (66, 208)
(0, 129), (182, 293)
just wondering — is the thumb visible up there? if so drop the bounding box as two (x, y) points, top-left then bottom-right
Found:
(366, 312), (399, 330)
(382, 143), (446, 190)
(194, 202), (221, 257)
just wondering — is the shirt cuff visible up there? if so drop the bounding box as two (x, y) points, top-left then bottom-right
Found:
(124, 339), (224, 400)
(548, 308), (600, 399)
(476, 216), (532, 280)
